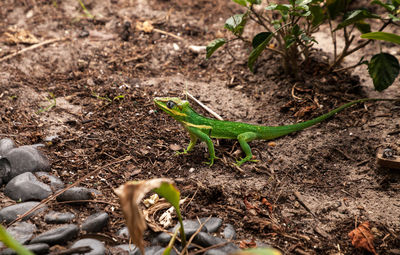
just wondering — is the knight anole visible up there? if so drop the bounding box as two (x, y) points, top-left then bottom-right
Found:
(154, 97), (398, 166)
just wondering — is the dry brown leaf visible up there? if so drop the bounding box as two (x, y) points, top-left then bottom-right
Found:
(3, 28), (39, 45)
(136, 21), (154, 33)
(114, 178), (174, 255)
(348, 221), (377, 255)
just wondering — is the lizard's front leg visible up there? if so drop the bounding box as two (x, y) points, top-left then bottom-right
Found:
(236, 132), (258, 166)
(187, 126), (217, 166)
(176, 132), (198, 155)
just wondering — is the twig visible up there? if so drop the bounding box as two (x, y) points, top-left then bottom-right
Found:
(0, 37), (69, 63)
(186, 92), (223, 121)
(293, 191), (317, 218)
(189, 242), (230, 255)
(153, 28), (184, 41)
(7, 156), (132, 227)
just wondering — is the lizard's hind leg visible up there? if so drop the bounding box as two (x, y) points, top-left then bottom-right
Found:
(236, 132), (258, 166)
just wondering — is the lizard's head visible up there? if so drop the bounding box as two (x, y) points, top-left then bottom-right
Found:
(154, 97), (190, 121)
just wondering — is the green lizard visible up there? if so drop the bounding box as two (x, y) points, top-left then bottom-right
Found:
(154, 97), (398, 166)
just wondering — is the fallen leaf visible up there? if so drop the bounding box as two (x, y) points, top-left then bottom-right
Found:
(348, 221), (377, 255)
(114, 178), (174, 255)
(136, 21), (154, 33)
(261, 198), (273, 213)
(267, 142), (276, 147)
(3, 27), (39, 45)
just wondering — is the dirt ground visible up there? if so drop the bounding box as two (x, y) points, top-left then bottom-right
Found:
(1, 0), (400, 254)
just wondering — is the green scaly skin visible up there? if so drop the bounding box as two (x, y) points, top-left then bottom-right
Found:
(154, 97), (398, 166)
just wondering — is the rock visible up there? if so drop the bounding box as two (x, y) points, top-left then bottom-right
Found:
(81, 212), (109, 233)
(0, 138), (16, 156)
(5, 222), (37, 245)
(70, 238), (106, 255)
(204, 243), (239, 255)
(153, 232), (171, 246)
(200, 217), (222, 233)
(35, 172), (65, 191)
(136, 246), (163, 255)
(0, 158), (11, 185)
(110, 244), (138, 255)
(0, 243), (49, 255)
(223, 224), (236, 240)
(30, 224), (79, 245)
(56, 187), (94, 202)
(2, 146), (50, 182)
(4, 172), (52, 201)
(117, 226), (130, 239)
(193, 232), (224, 247)
(44, 211), (75, 224)
(0, 201), (47, 223)
(172, 219), (207, 237)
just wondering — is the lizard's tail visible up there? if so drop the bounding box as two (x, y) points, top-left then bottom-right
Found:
(262, 98), (399, 140)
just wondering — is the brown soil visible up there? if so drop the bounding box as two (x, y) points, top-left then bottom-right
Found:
(1, 0), (399, 254)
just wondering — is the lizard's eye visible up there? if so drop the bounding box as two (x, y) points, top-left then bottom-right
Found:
(166, 100), (176, 109)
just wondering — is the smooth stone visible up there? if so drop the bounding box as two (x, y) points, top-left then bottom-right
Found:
(44, 211), (75, 224)
(30, 224), (79, 245)
(81, 212), (109, 233)
(193, 232), (224, 247)
(0, 138), (16, 156)
(35, 172), (65, 191)
(117, 226), (130, 239)
(172, 219), (207, 237)
(0, 157), (11, 185)
(153, 232), (171, 246)
(56, 187), (94, 202)
(3, 146), (50, 182)
(6, 222), (37, 245)
(136, 246), (163, 255)
(110, 244), (138, 255)
(200, 217), (222, 233)
(0, 243), (49, 255)
(70, 238), (106, 255)
(0, 201), (47, 223)
(204, 243), (239, 255)
(5, 172), (52, 201)
(223, 224), (236, 240)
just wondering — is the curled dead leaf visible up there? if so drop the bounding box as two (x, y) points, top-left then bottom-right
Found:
(114, 178), (174, 255)
(348, 221), (377, 255)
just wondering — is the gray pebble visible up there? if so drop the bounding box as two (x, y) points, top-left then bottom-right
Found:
(204, 243), (239, 255)
(35, 171), (65, 191)
(30, 224), (79, 245)
(0, 138), (16, 156)
(5, 222), (37, 245)
(193, 232), (225, 247)
(81, 212), (109, 233)
(154, 219), (207, 245)
(117, 226), (130, 239)
(110, 244), (138, 255)
(2, 146), (50, 182)
(5, 172), (52, 201)
(70, 238), (106, 255)
(56, 187), (94, 202)
(223, 224), (236, 240)
(137, 246), (163, 255)
(0, 158), (11, 185)
(0, 201), (47, 223)
(200, 217), (222, 233)
(44, 211), (75, 224)
(153, 232), (171, 246)
(0, 243), (49, 255)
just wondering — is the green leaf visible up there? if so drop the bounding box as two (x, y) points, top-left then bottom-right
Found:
(361, 32), (400, 44)
(233, 247), (282, 255)
(153, 182), (186, 246)
(252, 32), (273, 48)
(284, 35), (296, 48)
(334, 9), (381, 31)
(296, 0), (312, 5)
(224, 14), (247, 35)
(389, 14), (400, 22)
(248, 32), (273, 72)
(355, 21), (371, 34)
(247, 0), (262, 4)
(309, 4), (325, 26)
(206, 38), (226, 59)
(265, 4), (291, 11)
(326, 0), (351, 19)
(0, 225), (34, 255)
(368, 53), (400, 91)
(233, 0), (247, 7)
(371, 0), (395, 11)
